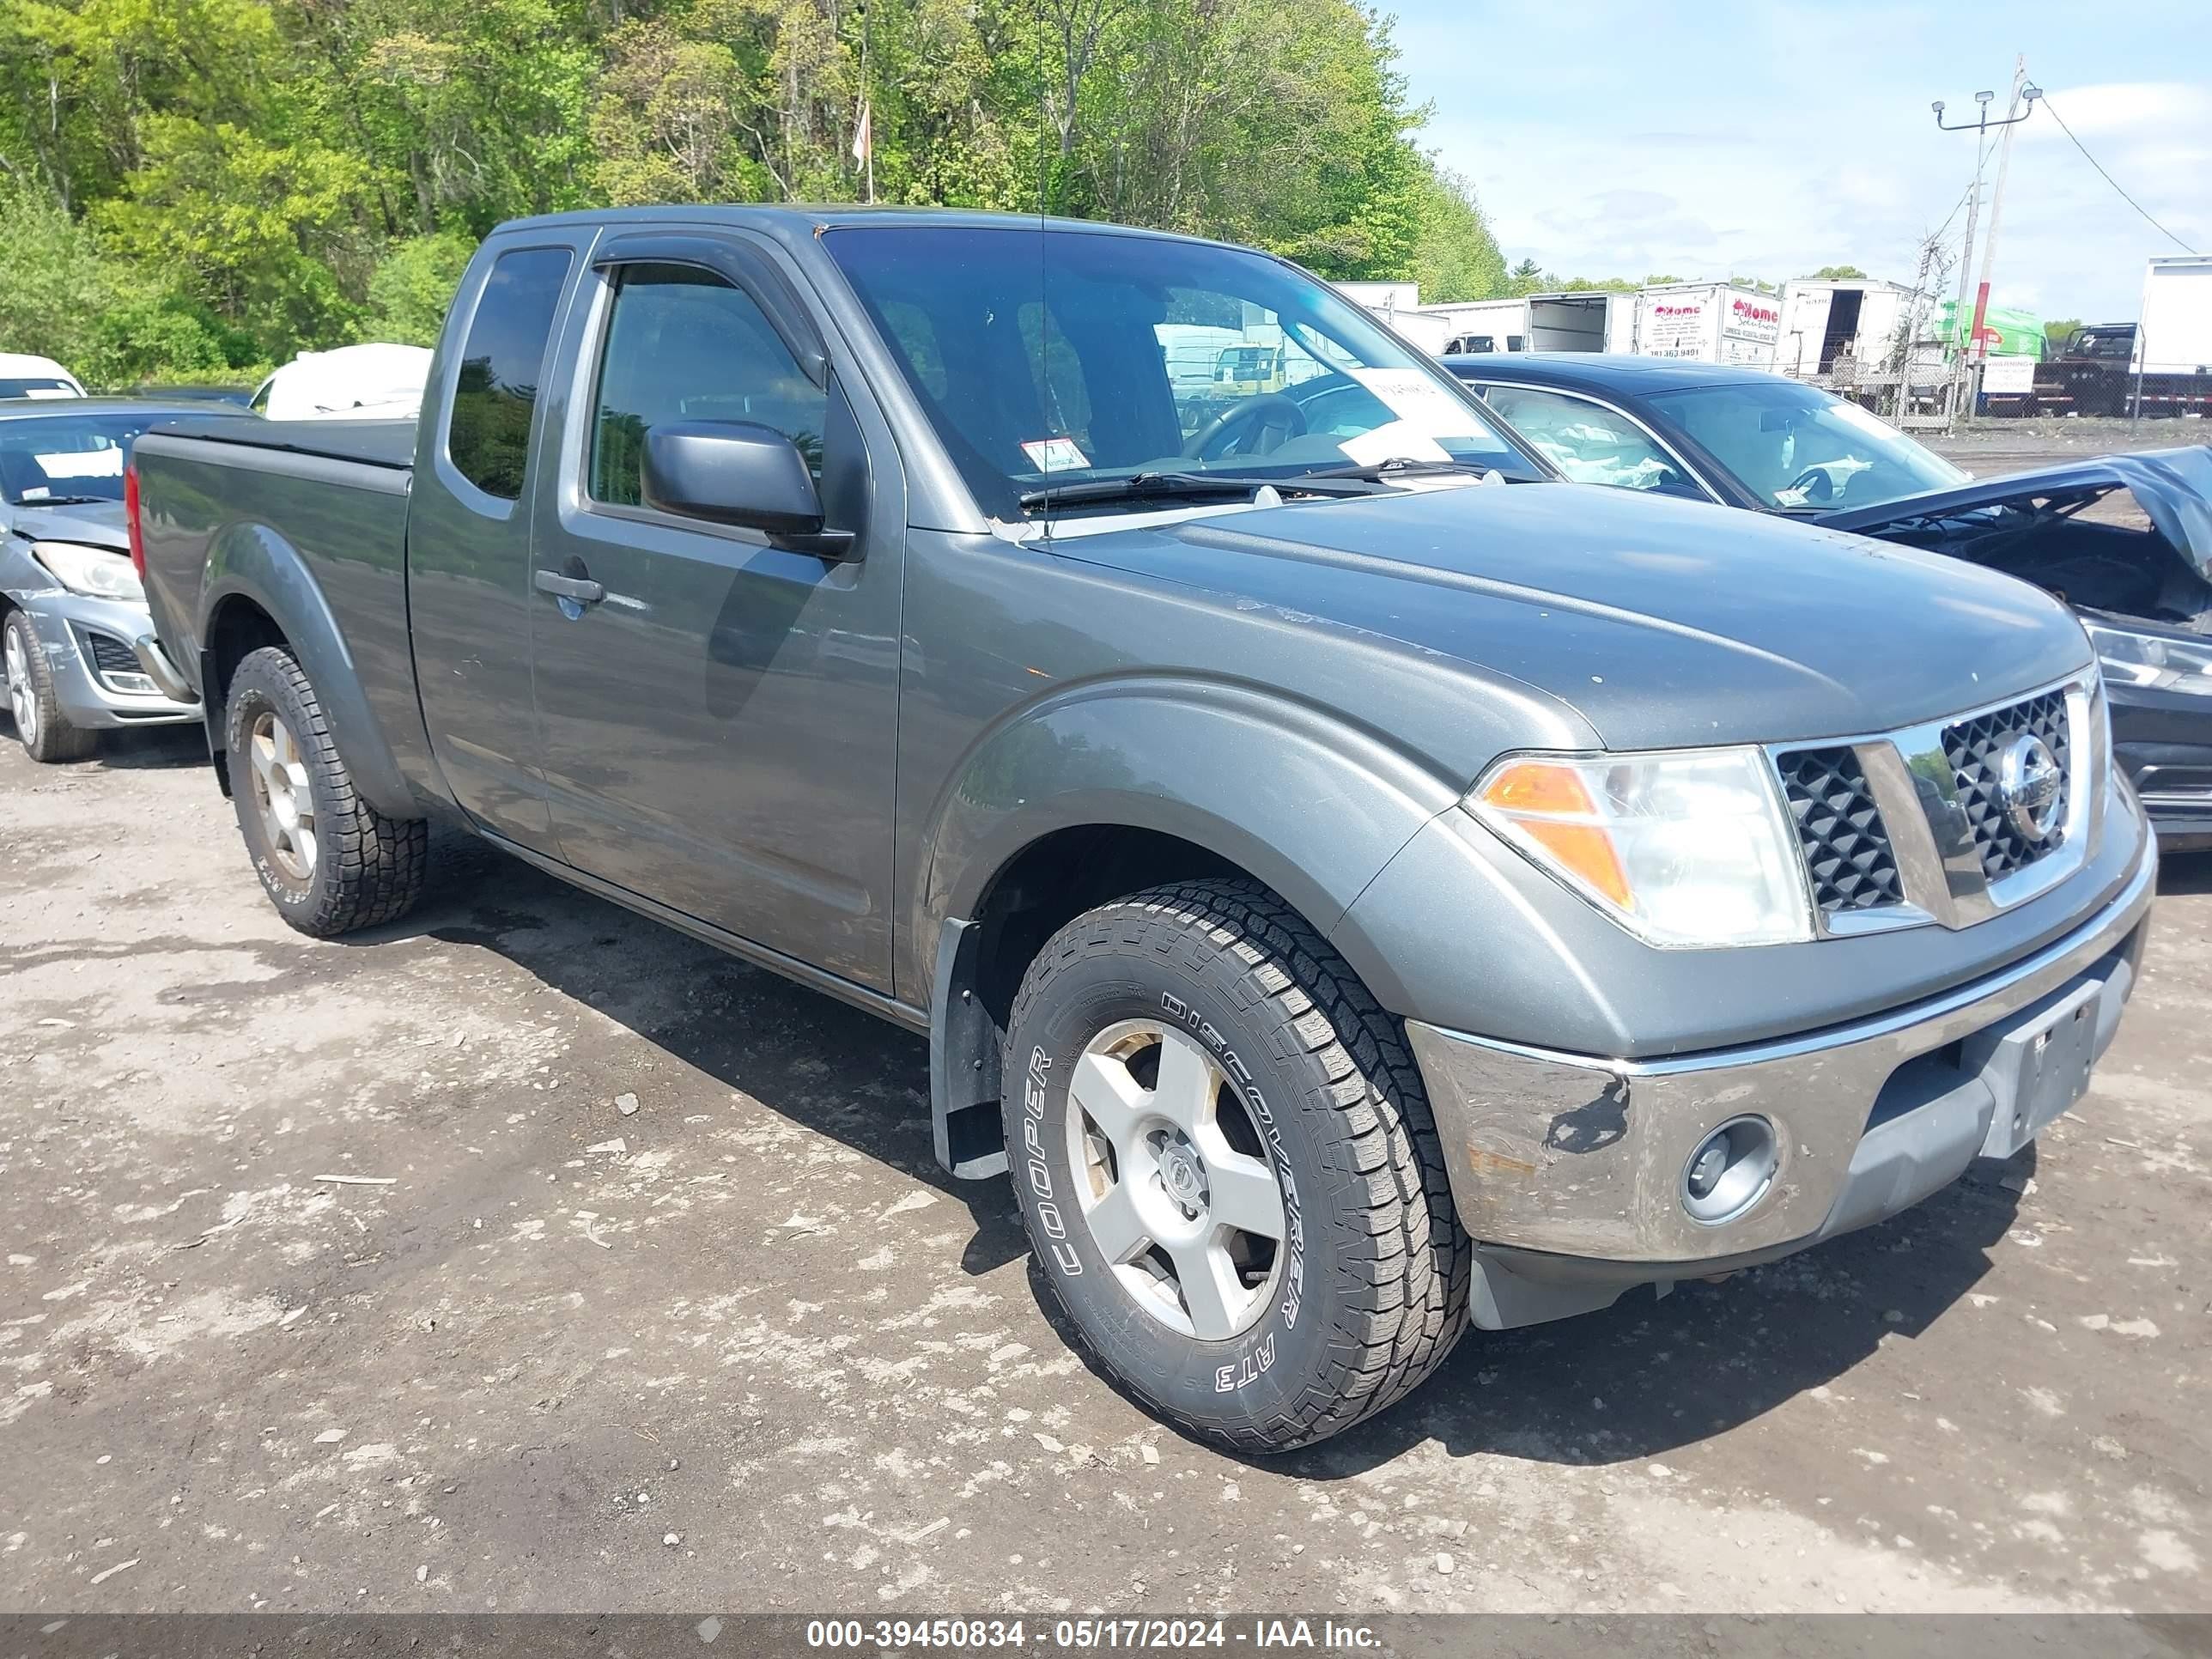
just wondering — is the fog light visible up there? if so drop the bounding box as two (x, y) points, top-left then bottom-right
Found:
(1680, 1116), (1778, 1225)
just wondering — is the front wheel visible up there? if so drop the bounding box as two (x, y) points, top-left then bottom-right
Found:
(4, 610), (98, 763)
(224, 645), (428, 936)
(1002, 879), (1471, 1453)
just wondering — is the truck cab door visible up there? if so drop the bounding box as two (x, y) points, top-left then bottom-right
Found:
(525, 233), (905, 994)
(408, 239), (584, 852)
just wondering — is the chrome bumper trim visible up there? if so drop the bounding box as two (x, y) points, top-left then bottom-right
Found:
(131, 632), (198, 704)
(1407, 825), (2157, 1263)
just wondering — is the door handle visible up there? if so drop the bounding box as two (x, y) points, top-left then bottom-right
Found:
(534, 568), (605, 605)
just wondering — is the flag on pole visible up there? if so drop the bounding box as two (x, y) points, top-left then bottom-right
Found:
(852, 100), (872, 169)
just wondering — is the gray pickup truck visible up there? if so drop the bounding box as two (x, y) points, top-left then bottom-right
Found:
(132, 208), (2157, 1452)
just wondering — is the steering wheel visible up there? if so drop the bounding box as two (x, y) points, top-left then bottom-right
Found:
(1182, 393), (1308, 462)
(1786, 464), (1838, 503)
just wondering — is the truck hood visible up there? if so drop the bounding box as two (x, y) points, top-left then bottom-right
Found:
(1814, 445), (2212, 585)
(1054, 480), (2092, 750)
(3, 499), (127, 552)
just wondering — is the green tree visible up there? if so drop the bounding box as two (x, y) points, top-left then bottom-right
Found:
(1407, 166), (1506, 303)
(0, 0), (1519, 381)
(2044, 317), (2083, 351)
(1810, 264), (1869, 279)
(365, 231), (478, 344)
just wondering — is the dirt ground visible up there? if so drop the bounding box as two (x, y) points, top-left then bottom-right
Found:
(1925, 419), (2200, 519)
(2, 715), (2207, 1620)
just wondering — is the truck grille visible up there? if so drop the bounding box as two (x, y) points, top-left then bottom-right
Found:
(1776, 745), (1904, 915)
(1944, 690), (2072, 881)
(1767, 676), (2098, 937)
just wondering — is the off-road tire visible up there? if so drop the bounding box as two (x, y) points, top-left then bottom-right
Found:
(4, 609), (99, 763)
(1002, 878), (1472, 1453)
(226, 645), (427, 936)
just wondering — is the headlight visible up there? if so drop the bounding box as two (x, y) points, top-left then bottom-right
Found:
(2082, 617), (2212, 697)
(30, 540), (143, 603)
(1467, 746), (1812, 947)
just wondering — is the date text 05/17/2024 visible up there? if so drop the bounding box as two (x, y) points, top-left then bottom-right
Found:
(804, 1619), (1384, 1650)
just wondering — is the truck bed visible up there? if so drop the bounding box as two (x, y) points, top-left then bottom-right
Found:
(133, 418), (422, 807)
(150, 415), (417, 471)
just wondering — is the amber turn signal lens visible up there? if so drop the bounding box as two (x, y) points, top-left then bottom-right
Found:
(1475, 762), (1632, 908)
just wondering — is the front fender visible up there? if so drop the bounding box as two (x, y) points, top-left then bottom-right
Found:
(916, 676), (1468, 1002)
(201, 521), (416, 819)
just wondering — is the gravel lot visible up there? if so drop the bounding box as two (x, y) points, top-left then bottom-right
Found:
(3, 428), (2209, 1617)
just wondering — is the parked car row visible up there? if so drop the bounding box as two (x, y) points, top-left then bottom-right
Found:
(1438, 352), (2212, 851)
(0, 343), (441, 759)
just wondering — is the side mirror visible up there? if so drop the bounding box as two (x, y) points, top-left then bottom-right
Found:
(641, 420), (854, 557)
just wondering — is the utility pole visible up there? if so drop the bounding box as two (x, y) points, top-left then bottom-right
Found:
(1933, 74), (2040, 428)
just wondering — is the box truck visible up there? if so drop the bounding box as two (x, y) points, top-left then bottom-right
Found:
(1776, 279), (1923, 378)
(1634, 283), (1782, 367)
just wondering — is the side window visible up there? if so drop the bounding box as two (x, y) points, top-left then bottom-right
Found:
(447, 247), (573, 500)
(590, 263), (829, 507)
(1484, 386), (1703, 498)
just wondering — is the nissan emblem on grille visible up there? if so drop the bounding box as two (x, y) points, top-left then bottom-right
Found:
(1942, 688), (2073, 882)
(1999, 733), (2063, 844)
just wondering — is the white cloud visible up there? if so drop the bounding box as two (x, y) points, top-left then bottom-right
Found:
(1409, 52), (2208, 320)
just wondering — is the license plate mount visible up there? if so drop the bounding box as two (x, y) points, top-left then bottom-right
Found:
(1967, 975), (2104, 1162)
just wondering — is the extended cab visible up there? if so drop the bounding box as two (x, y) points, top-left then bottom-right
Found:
(132, 210), (2157, 1452)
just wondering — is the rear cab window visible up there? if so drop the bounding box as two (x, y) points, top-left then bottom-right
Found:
(446, 246), (574, 501)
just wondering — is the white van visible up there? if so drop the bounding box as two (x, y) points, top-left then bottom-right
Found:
(251, 343), (433, 422)
(0, 353), (88, 400)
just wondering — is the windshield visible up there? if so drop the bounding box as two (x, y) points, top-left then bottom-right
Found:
(0, 412), (163, 505)
(0, 378), (79, 400)
(1643, 380), (1967, 511)
(824, 224), (1541, 519)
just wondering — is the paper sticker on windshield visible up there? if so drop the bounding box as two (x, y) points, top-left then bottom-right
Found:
(1339, 422), (1451, 467)
(1021, 437), (1091, 473)
(34, 447), (123, 478)
(1346, 368), (1489, 440)
(23, 387), (76, 401)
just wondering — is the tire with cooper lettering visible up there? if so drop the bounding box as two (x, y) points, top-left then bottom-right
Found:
(1000, 878), (1471, 1452)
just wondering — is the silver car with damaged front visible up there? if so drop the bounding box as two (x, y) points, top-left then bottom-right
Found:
(0, 400), (241, 761)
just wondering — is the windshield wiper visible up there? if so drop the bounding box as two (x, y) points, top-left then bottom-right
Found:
(1018, 471), (1377, 513)
(14, 494), (113, 507)
(1289, 458), (1492, 483)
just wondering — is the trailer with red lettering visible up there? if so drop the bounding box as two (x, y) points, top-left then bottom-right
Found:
(1632, 283), (1782, 368)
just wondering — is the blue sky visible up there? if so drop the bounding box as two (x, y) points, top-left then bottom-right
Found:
(1389, 0), (2209, 322)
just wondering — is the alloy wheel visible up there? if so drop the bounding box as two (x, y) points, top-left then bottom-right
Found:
(1064, 1018), (1289, 1340)
(246, 708), (318, 882)
(5, 625), (35, 746)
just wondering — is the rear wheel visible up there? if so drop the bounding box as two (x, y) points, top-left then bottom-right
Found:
(225, 645), (427, 935)
(4, 610), (97, 763)
(1002, 878), (1471, 1453)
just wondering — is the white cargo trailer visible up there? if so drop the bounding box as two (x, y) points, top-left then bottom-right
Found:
(1526, 292), (1636, 353)
(2136, 255), (2212, 376)
(1340, 282), (1454, 353)
(1407, 293), (1638, 356)
(1410, 298), (1530, 355)
(1633, 283), (1782, 367)
(1776, 278), (1922, 378)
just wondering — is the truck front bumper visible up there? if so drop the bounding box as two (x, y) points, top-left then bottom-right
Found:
(1405, 826), (2158, 1330)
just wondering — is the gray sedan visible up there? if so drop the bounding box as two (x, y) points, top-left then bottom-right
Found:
(1, 398), (248, 761)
